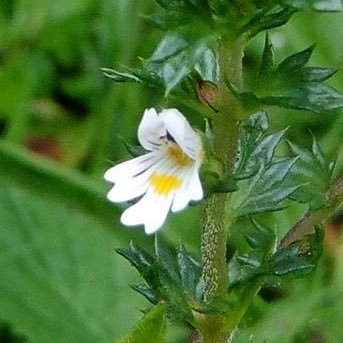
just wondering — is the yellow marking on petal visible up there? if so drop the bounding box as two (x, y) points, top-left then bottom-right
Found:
(149, 172), (182, 196)
(167, 145), (192, 167)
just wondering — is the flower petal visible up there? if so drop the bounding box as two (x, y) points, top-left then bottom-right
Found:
(107, 170), (151, 202)
(159, 108), (202, 160)
(120, 189), (174, 234)
(187, 165), (203, 201)
(104, 151), (158, 182)
(171, 168), (193, 212)
(138, 108), (166, 151)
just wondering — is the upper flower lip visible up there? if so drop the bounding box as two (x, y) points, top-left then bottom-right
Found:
(104, 107), (204, 234)
(138, 108), (202, 160)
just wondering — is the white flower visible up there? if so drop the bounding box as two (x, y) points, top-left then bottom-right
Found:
(104, 108), (204, 234)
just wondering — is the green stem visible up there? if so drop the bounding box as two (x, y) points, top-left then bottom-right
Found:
(280, 174), (343, 248)
(198, 35), (246, 343)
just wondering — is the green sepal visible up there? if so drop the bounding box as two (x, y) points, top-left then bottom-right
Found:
(198, 127), (238, 195)
(116, 303), (167, 343)
(120, 137), (146, 157)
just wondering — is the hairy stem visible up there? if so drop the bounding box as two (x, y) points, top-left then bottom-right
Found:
(280, 174), (343, 248)
(198, 35), (245, 343)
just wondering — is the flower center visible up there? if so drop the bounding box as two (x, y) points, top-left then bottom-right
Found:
(149, 172), (182, 196)
(167, 144), (192, 167)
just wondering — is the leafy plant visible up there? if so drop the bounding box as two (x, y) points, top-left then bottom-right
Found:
(1, 1), (343, 343)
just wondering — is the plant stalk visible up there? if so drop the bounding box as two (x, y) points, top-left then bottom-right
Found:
(198, 35), (246, 343)
(280, 174), (343, 248)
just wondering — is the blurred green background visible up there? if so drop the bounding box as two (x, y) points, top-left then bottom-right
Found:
(0, 1), (343, 342)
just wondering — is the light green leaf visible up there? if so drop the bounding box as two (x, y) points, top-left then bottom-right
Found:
(0, 186), (145, 343)
(116, 303), (166, 343)
(282, 0), (343, 11)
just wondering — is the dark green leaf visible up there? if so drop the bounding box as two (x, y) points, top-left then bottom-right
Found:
(155, 236), (180, 286)
(177, 243), (201, 298)
(116, 242), (154, 274)
(235, 159), (299, 216)
(145, 32), (216, 95)
(296, 67), (337, 82)
(116, 243), (162, 293)
(234, 112), (285, 179)
(276, 45), (314, 73)
(250, 42), (343, 113)
(245, 218), (277, 254)
(261, 83), (343, 112)
(244, 6), (297, 38)
(230, 226), (324, 289)
(116, 303), (166, 343)
(268, 228), (324, 278)
(285, 138), (334, 208)
(259, 33), (274, 78)
(131, 284), (158, 304)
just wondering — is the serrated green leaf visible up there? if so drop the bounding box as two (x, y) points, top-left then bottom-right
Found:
(131, 284), (158, 304)
(251, 42), (343, 113)
(232, 158), (298, 217)
(116, 303), (166, 343)
(245, 218), (277, 254)
(261, 83), (343, 112)
(177, 243), (201, 298)
(277, 45), (314, 73)
(234, 113), (285, 180)
(116, 242), (154, 274)
(230, 227), (324, 289)
(285, 139), (333, 208)
(296, 67), (337, 82)
(144, 31), (216, 95)
(244, 6), (296, 38)
(155, 236), (180, 286)
(116, 243), (162, 294)
(150, 34), (188, 62)
(268, 228), (324, 278)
